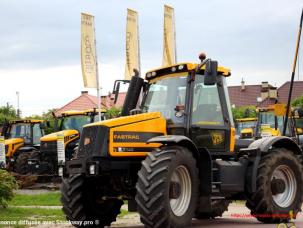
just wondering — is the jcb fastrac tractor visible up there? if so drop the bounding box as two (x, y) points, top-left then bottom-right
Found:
(0, 119), (46, 173)
(236, 117), (257, 139)
(61, 55), (303, 228)
(28, 109), (106, 177)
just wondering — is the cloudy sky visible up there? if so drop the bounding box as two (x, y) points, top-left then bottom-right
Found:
(0, 0), (302, 116)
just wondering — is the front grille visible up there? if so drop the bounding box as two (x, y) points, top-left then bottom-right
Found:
(40, 141), (57, 153)
(241, 133), (252, 139)
(78, 125), (109, 157)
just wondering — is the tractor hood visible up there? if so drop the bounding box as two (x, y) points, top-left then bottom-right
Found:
(40, 130), (79, 142)
(4, 138), (24, 146)
(82, 112), (167, 157)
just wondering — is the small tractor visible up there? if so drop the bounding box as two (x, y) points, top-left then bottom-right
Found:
(0, 119), (46, 173)
(236, 117), (257, 139)
(61, 54), (303, 227)
(27, 109), (106, 178)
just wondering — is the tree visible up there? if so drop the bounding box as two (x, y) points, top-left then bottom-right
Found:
(0, 170), (18, 208)
(291, 95), (303, 108)
(25, 109), (56, 134)
(232, 106), (257, 120)
(0, 104), (18, 124)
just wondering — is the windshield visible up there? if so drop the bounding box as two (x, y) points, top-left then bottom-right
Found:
(259, 112), (284, 132)
(61, 115), (92, 133)
(237, 121), (256, 134)
(9, 123), (31, 143)
(142, 74), (187, 124)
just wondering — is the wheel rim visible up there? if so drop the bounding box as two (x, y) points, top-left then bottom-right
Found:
(271, 165), (297, 208)
(169, 165), (192, 216)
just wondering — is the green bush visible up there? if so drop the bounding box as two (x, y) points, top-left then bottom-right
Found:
(0, 170), (18, 208)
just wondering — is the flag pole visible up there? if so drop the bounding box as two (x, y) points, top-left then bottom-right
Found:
(93, 17), (101, 121)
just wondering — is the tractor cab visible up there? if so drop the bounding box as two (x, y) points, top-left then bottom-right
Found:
(236, 117), (257, 139)
(255, 104), (293, 138)
(0, 119), (45, 171)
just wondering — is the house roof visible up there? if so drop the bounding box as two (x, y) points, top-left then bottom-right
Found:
(228, 85), (262, 107)
(277, 81), (303, 103)
(228, 81), (303, 107)
(54, 91), (126, 117)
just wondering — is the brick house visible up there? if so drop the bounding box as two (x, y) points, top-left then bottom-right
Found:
(228, 80), (303, 108)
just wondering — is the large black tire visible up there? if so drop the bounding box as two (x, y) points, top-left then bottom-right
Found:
(15, 152), (32, 174)
(136, 146), (199, 228)
(246, 148), (303, 223)
(195, 200), (231, 219)
(61, 175), (123, 228)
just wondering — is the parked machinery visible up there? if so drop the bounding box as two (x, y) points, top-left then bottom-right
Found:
(27, 109), (106, 177)
(0, 119), (46, 173)
(236, 117), (257, 139)
(61, 55), (303, 227)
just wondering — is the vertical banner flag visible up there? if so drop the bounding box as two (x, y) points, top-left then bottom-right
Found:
(81, 13), (98, 88)
(162, 5), (177, 66)
(125, 9), (140, 80)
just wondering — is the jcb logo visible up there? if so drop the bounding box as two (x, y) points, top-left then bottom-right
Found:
(211, 132), (224, 146)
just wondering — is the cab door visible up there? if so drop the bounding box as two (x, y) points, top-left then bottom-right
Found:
(189, 74), (232, 155)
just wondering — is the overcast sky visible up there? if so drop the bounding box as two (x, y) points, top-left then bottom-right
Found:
(0, 0), (302, 116)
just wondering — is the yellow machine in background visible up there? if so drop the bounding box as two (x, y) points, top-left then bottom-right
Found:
(255, 104), (288, 138)
(0, 119), (46, 173)
(27, 109), (106, 176)
(236, 117), (257, 139)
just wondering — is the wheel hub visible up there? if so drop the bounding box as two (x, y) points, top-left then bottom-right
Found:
(169, 181), (181, 199)
(271, 178), (286, 195)
(271, 165), (297, 208)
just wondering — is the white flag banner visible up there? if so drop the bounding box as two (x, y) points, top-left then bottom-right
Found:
(81, 13), (98, 88)
(162, 5), (177, 66)
(125, 9), (140, 80)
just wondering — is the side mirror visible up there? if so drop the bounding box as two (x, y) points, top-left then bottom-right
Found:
(113, 82), (120, 104)
(204, 60), (218, 86)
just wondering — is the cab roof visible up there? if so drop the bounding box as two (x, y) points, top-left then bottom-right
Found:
(60, 109), (106, 117)
(145, 62), (231, 80)
(10, 119), (44, 124)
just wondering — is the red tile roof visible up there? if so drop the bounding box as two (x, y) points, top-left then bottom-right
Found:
(277, 81), (303, 103)
(228, 81), (303, 107)
(54, 91), (126, 116)
(228, 85), (262, 107)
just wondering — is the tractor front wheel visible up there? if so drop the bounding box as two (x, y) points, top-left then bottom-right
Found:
(15, 152), (32, 174)
(61, 175), (123, 227)
(136, 146), (199, 228)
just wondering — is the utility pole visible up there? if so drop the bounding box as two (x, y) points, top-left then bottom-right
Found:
(16, 91), (20, 118)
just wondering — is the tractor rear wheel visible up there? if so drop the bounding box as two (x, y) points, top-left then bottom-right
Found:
(246, 148), (303, 223)
(15, 152), (32, 174)
(195, 199), (231, 219)
(136, 146), (199, 228)
(61, 174), (123, 228)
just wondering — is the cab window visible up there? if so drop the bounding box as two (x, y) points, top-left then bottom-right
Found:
(192, 76), (224, 125)
(33, 123), (42, 145)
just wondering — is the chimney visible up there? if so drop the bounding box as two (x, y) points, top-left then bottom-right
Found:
(261, 81), (268, 88)
(81, 91), (88, 95)
(241, 78), (245, 91)
(269, 87), (278, 99)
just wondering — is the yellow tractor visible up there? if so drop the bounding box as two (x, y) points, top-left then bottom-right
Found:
(236, 117), (257, 139)
(0, 119), (46, 173)
(27, 109), (106, 177)
(61, 55), (303, 227)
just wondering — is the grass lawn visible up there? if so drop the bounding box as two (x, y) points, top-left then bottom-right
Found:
(9, 192), (61, 206)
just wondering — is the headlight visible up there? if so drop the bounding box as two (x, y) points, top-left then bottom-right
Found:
(89, 164), (95, 175)
(58, 167), (63, 177)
